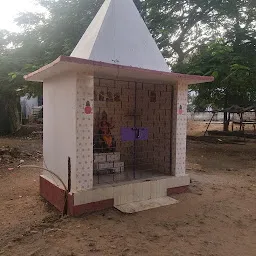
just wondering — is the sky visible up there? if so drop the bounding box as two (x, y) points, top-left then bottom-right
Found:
(0, 0), (44, 32)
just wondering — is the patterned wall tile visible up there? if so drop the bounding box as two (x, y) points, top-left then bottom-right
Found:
(76, 75), (94, 191)
(171, 81), (188, 177)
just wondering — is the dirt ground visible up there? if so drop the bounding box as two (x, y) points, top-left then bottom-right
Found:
(0, 122), (256, 256)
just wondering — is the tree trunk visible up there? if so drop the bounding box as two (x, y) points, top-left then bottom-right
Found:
(171, 40), (185, 64)
(233, 2), (242, 52)
(0, 94), (21, 135)
(7, 96), (21, 134)
(223, 112), (229, 132)
(223, 90), (229, 132)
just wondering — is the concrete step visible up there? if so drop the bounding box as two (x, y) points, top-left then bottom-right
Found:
(115, 196), (178, 213)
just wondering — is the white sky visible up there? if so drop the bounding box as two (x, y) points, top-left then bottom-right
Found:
(0, 0), (44, 32)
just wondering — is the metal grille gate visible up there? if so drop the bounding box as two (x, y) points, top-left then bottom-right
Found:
(93, 78), (173, 185)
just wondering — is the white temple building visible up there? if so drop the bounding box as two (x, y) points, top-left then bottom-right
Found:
(25, 0), (213, 215)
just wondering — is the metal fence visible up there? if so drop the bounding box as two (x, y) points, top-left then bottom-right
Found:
(93, 78), (173, 185)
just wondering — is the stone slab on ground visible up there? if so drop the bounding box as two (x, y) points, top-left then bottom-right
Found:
(115, 196), (178, 213)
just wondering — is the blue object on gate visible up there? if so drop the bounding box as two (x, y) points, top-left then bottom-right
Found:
(121, 127), (149, 141)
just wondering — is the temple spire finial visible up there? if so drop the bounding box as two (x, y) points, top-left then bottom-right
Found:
(71, 0), (170, 72)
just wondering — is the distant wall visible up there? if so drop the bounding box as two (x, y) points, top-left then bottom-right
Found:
(242, 112), (256, 121)
(188, 112), (224, 122)
(188, 112), (256, 122)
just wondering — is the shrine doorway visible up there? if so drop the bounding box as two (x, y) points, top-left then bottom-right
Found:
(93, 78), (174, 185)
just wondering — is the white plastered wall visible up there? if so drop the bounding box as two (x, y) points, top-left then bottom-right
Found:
(171, 81), (188, 176)
(43, 73), (94, 193)
(43, 73), (77, 191)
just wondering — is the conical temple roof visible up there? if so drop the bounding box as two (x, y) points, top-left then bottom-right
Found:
(71, 0), (170, 72)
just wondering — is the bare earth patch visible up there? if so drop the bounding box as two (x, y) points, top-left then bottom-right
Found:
(0, 123), (255, 256)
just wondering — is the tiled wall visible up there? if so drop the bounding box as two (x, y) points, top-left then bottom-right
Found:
(94, 78), (173, 175)
(76, 75), (94, 191)
(137, 83), (172, 174)
(171, 81), (188, 177)
(94, 79), (134, 166)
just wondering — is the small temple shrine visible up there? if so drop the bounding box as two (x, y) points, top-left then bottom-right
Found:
(25, 0), (213, 215)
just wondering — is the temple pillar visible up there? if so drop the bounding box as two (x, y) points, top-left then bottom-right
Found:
(171, 81), (188, 177)
(75, 74), (94, 191)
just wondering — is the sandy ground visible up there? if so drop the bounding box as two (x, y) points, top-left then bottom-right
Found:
(0, 122), (256, 256)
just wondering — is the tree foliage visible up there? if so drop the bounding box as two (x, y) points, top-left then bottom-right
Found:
(1, 0), (104, 97)
(0, 0), (103, 134)
(175, 41), (256, 110)
(142, 0), (256, 64)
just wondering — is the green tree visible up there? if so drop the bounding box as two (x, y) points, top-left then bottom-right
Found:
(140, 0), (256, 64)
(0, 0), (103, 134)
(175, 41), (256, 131)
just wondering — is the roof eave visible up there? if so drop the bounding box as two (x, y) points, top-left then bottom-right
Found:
(24, 56), (214, 85)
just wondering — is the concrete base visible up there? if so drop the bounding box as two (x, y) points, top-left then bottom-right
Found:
(40, 174), (190, 217)
(40, 175), (70, 213)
